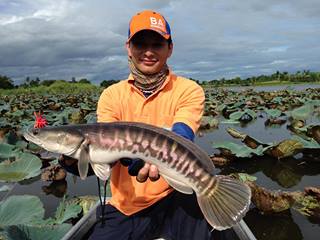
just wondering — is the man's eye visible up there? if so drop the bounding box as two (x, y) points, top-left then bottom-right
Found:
(153, 43), (165, 49)
(132, 42), (145, 48)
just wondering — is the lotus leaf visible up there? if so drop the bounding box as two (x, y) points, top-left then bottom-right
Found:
(292, 135), (320, 149)
(85, 113), (97, 123)
(226, 127), (246, 140)
(244, 109), (257, 119)
(0, 143), (20, 159)
(0, 152), (42, 182)
(267, 139), (304, 159)
(250, 183), (295, 213)
(291, 103), (313, 121)
(9, 110), (25, 118)
(3, 224), (72, 240)
(79, 103), (92, 111)
(229, 111), (244, 120)
(200, 116), (219, 129)
(264, 108), (282, 118)
(233, 173), (257, 182)
(306, 125), (320, 143)
(213, 141), (264, 158)
(0, 195), (44, 226)
(51, 197), (82, 224)
(216, 103), (226, 112)
(221, 119), (240, 124)
(293, 195), (320, 217)
(66, 195), (99, 215)
(228, 109), (256, 122)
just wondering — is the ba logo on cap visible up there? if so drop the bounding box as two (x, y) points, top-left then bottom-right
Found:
(150, 17), (164, 28)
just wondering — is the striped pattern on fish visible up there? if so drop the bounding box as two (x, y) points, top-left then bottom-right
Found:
(23, 121), (251, 231)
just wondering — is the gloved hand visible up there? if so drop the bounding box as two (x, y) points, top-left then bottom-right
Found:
(120, 158), (145, 176)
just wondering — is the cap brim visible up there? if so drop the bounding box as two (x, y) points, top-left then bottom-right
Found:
(128, 28), (170, 42)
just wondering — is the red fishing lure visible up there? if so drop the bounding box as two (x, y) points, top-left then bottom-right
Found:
(34, 111), (48, 128)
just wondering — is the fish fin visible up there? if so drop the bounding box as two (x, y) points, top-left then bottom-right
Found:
(78, 138), (90, 180)
(90, 162), (111, 181)
(161, 172), (193, 194)
(196, 175), (251, 230)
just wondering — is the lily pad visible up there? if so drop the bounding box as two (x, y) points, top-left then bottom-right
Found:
(267, 139), (304, 159)
(0, 195), (44, 226)
(0, 143), (20, 159)
(0, 152), (42, 182)
(3, 224), (72, 240)
(291, 104), (313, 121)
(264, 108), (282, 118)
(213, 141), (265, 158)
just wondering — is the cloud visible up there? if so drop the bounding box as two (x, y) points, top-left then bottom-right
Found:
(0, 0), (319, 84)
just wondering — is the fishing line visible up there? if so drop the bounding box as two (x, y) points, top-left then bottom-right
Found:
(97, 177), (108, 226)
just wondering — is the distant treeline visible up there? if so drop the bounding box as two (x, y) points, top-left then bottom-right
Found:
(0, 76), (120, 90)
(1, 70), (320, 90)
(197, 70), (320, 86)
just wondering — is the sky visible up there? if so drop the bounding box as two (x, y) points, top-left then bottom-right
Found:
(0, 0), (319, 85)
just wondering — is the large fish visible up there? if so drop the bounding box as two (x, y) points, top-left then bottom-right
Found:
(24, 121), (251, 231)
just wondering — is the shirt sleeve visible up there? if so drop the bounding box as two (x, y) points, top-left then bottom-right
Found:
(97, 87), (120, 123)
(173, 82), (205, 133)
(172, 122), (195, 141)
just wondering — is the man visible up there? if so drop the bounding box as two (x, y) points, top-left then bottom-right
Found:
(62, 10), (220, 239)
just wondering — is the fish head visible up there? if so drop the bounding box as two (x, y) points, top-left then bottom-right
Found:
(23, 126), (84, 156)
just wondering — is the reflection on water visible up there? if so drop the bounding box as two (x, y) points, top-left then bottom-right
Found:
(220, 156), (320, 189)
(42, 180), (67, 198)
(245, 208), (303, 240)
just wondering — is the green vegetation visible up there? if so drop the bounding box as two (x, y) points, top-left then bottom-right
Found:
(0, 75), (120, 95)
(1, 70), (320, 95)
(200, 70), (320, 87)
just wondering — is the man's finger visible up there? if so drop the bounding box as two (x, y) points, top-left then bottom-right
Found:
(136, 163), (150, 183)
(149, 164), (160, 181)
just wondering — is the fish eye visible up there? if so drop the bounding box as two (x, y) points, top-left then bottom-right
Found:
(32, 128), (40, 135)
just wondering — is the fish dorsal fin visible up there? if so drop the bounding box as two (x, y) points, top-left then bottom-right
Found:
(78, 138), (90, 180)
(161, 172), (193, 194)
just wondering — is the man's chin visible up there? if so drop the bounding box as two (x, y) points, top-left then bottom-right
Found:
(138, 66), (160, 75)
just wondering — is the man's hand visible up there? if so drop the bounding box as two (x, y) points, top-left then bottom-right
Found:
(120, 158), (160, 182)
(136, 163), (160, 182)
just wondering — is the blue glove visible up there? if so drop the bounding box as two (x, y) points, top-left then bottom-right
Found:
(120, 158), (145, 176)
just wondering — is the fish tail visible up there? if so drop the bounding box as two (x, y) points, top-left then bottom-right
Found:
(197, 175), (251, 230)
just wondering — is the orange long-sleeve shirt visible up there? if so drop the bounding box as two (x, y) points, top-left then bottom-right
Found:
(97, 71), (205, 215)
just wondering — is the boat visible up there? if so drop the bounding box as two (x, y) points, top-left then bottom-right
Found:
(61, 198), (257, 240)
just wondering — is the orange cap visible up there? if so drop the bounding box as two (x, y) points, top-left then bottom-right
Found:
(128, 10), (171, 42)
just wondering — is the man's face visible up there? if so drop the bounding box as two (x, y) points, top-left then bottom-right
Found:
(127, 30), (173, 74)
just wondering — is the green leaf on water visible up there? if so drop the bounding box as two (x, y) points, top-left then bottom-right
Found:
(264, 108), (282, 118)
(0, 195), (44, 226)
(229, 111), (244, 120)
(53, 197), (82, 225)
(213, 141), (264, 157)
(291, 104), (313, 121)
(0, 152), (42, 182)
(0, 143), (20, 159)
